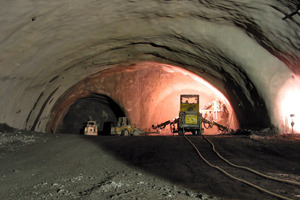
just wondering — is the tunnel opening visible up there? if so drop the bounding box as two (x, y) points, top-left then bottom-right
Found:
(48, 62), (242, 135)
(56, 93), (125, 134)
(277, 75), (300, 134)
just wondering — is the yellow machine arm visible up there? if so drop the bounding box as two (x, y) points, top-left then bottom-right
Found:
(152, 117), (229, 134)
(152, 118), (179, 130)
(202, 118), (229, 134)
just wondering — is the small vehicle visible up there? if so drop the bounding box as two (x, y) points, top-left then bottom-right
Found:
(84, 121), (98, 136)
(111, 117), (144, 136)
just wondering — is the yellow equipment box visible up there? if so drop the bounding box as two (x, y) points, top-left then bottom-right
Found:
(185, 114), (198, 124)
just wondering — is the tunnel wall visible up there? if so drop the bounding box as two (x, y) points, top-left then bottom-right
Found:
(56, 93), (125, 134)
(0, 0), (299, 133)
(47, 63), (240, 133)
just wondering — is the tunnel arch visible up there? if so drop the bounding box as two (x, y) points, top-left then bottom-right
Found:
(46, 61), (269, 134)
(50, 93), (125, 134)
(1, 1), (299, 134)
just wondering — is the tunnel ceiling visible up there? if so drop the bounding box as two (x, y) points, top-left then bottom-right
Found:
(0, 0), (299, 133)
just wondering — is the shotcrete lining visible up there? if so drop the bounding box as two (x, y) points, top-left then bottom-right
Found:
(0, 0), (298, 132)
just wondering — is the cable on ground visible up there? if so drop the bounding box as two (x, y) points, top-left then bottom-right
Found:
(184, 135), (293, 200)
(203, 135), (300, 187)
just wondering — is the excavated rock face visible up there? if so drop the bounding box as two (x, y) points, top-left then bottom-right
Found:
(0, 0), (299, 133)
(48, 63), (239, 134)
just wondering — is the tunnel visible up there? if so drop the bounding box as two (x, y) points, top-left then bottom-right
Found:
(48, 62), (240, 134)
(55, 93), (125, 134)
(0, 0), (299, 134)
(1, 1), (300, 200)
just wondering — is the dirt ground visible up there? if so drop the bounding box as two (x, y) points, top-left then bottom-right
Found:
(0, 125), (300, 200)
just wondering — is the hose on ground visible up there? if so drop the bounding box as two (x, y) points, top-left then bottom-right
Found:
(184, 136), (293, 200)
(203, 136), (300, 187)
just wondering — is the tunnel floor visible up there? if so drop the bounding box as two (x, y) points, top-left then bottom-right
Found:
(0, 128), (299, 200)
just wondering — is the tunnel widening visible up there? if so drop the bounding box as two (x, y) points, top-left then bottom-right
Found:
(46, 62), (265, 135)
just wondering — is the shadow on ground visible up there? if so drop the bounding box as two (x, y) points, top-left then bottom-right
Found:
(84, 135), (300, 200)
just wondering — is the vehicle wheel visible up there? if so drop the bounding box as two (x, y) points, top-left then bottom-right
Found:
(123, 129), (129, 136)
(133, 130), (140, 136)
(121, 130), (128, 136)
(178, 129), (185, 136)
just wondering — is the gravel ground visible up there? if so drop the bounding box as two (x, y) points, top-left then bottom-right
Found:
(0, 124), (299, 200)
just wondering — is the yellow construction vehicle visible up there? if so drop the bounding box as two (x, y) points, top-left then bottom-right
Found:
(177, 94), (203, 135)
(152, 94), (229, 135)
(110, 117), (144, 136)
(152, 95), (203, 135)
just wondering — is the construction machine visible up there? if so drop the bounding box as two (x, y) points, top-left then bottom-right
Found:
(84, 121), (98, 136)
(152, 95), (203, 135)
(111, 117), (144, 136)
(152, 95), (229, 135)
(178, 95), (203, 135)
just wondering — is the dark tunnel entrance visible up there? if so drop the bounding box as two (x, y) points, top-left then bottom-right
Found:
(56, 93), (125, 134)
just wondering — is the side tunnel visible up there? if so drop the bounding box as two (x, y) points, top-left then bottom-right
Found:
(55, 94), (125, 134)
